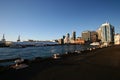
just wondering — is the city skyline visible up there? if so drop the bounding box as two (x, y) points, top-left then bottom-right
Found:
(0, 0), (120, 41)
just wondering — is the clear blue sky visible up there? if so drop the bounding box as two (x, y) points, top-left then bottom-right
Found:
(0, 0), (120, 41)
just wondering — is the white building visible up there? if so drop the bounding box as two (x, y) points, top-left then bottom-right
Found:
(64, 33), (70, 44)
(114, 34), (120, 45)
(98, 22), (114, 44)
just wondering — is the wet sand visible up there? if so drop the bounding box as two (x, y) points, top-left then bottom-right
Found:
(1, 45), (120, 80)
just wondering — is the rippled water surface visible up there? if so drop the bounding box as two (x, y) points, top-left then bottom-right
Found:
(0, 45), (92, 60)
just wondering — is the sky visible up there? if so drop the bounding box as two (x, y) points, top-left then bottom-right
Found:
(0, 0), (120, 41)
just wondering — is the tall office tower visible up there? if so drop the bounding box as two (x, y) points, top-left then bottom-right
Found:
(100, 22), (115, 43)
(71, 31), (76, 40)
(82, 31), (91, 42)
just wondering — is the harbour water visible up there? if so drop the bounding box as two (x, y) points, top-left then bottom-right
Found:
(0, 45), (93, 66)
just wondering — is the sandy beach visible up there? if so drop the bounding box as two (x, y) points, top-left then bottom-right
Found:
(1, 45), (120, 80)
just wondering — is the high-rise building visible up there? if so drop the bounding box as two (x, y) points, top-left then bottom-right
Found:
(82, 31), (98, 42)
(99, 22), (115, 43)
(64, 33), (70, 44)
(71, 31), (76, 40)
(82, 31), (91, 42)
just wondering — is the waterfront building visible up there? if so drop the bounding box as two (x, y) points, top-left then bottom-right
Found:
(71, 37), (85, 44)
(82, 31), (98, 42)
(64, 33), (70, 44)
(71, 31), (76, 40)
(90, 31), (98, 42)
(114, 34), (120, 45)
(5, 41), (12, 46)
(96, 28), (102, 41)
(58, 38), (64, 44)
(99, 22), (115, 44)
(70, 31), (76, 44)
(82, 31), (91, 42)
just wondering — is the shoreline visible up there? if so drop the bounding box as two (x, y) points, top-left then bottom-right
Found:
(0, 44), (98, 66)
(0, 45), (105, 69)
(1, 45), (120, 80)
(0, 44), (93, 65)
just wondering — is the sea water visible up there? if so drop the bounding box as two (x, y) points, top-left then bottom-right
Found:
(0, 45), (93, 66)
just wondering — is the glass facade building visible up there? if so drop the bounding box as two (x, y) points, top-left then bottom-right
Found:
(100, 22), (114, 43)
